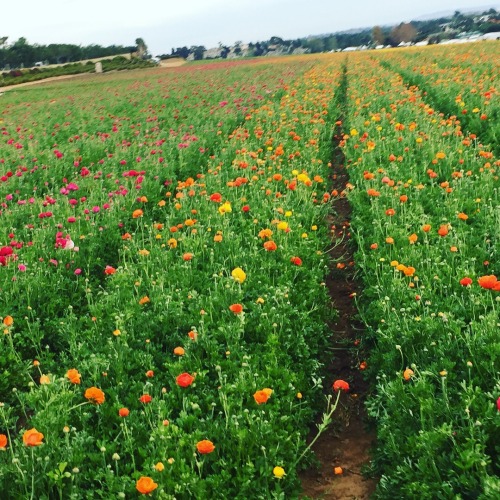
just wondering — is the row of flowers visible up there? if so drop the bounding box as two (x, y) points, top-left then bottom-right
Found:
(342, 48), (499, 497)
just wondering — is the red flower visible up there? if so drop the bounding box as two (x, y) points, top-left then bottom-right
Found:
(242, 205), (250, 212)
(290, 256), (302, 266)
(459, 277), (473, 286)
(139, 394), (152, 404)
(209, 193), (222, 202)
(332, 380), (349, 392)
(104, 265), (116, 275)
(229, 303), (243, 314)
(176, 372), (195, 388)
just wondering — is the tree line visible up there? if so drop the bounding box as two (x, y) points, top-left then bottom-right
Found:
(0, 37), (137, 69)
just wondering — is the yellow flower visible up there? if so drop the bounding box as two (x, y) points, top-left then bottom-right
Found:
(273, 466), (286, 479)
(277, 221), (288, 231)
(218, 202), (232, 214)
(40, 375), (50, 385)
(231, 267), (246, 284)
(138, 249), (150, 256)
(154, 462), (165, 472)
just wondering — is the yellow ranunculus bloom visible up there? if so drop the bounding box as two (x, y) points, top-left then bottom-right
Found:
(231, 267), (246, 284)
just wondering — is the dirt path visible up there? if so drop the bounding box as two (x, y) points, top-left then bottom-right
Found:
(299, 124), (378, 499)
(0, 72), (97, 92)
(0, 59), (187, 93)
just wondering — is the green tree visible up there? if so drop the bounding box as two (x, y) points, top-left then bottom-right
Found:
(135, 38), (149, 59)
(372, 26), (385, 45)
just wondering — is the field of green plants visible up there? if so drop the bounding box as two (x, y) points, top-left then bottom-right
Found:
(0, 43), (498, 499)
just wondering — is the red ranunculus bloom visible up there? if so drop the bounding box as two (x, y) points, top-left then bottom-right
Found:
(332, 380), (350, 393)
(176, 372), (195, 388)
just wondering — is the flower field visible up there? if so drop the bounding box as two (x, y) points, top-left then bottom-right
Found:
(0, 43), (499, 498)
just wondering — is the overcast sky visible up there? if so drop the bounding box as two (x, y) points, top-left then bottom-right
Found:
(2, 1), (499, 56)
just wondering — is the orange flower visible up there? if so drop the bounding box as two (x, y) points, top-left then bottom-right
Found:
(132, 209), (143, 219)
(136, 477), (158, 495)
(196, 440), (215, 454)
(118, 407), (130, 417)
(437, 225), (449, 237)
(478, 275), (500, 290)
(403, 368), (414, 381)
(229, 303), (243, 314)
(263, 241), (277, 251)
(254, 388), (273, 404)
(66, 369), (81, 385)
(0, 434), (8, 449)
(84, 386), (105, 405)
(23, 428), (44, 447)
(173, 346), (185, 356)
(39, 375), (50, 385)
(258, 228), (273, 239)
(3, 316), (13, 327)
(183, 252), (193, 261)
(385, 237), (394, 245)
(385, 208), (396, 216)
(408, 234), (418, 244)
(334, 466), (343, 475)
(422, 224), (431, 233)
(457, 212), (468, 221)
(139, 296), (150, 305)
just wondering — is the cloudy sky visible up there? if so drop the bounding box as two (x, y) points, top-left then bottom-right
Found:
(2, 0), (499, 55)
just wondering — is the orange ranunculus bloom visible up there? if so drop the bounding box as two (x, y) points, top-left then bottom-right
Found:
(263, 240), (277, 251)
(132, 209), (143, 219)
(229, 303), (243, 314)
(136, 476), (158, 495)
(84, 386), (105, 405)
(0, 434), (8, 449)
(23, 428), (44, 447)
(176, 372), (195, 387)
(196, 439), (215, 454)
(66, 369), (81, 385)
(173, 346), (185, 356)
(422, 224), (431, 233)
(457, 212), (468, 221)
(3, 316), (13, 327)
(254, 388), (273, 404)
(403, 368), (414, 381)
(437, 225), (449, 237)
(258, 228), (273, 239)
(478, 275), (499, 290)
(183, 252), (193, 261)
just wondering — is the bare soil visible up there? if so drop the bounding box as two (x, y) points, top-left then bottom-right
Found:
(299, 126), (378, 499)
